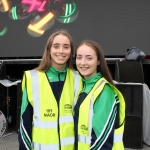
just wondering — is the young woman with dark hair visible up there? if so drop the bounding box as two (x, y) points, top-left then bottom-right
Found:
(74, 40), (125, 150)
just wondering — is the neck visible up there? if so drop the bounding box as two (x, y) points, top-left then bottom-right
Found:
(51, 64), (66, 71)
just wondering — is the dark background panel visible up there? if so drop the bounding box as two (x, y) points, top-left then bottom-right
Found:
(0, 0), (150, 57)
(116, 84), (143, 149)
(0, 84), (18, 126)
(116, 84), (143, 116)
(123, 116), (143, 149)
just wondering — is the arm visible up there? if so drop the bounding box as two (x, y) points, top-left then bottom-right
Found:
(18, 74), (33, 150)
(90, 84), (119, 150)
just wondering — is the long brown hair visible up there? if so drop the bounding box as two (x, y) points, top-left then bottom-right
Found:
(35, 29), (74, 72)
(76, 40), (115, 86)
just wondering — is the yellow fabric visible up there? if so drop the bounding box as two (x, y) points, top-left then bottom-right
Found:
(25, 71), (34, 106)
(25, 69), (82, 150)
(78, 79), (106, 136)
(112, 124), (125, 150)
(78, 143), (89, 150)
(78, 78), (125, 150)
(33, 128), (58, 144)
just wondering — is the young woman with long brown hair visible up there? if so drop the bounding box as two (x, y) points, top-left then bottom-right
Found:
(74, 40), (125, 150)
(18, 29), (83, 150)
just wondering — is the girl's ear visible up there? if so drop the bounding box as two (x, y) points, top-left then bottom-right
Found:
(97, 60), (100, 65)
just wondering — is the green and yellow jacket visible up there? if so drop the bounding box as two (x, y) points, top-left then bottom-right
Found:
(18, 66), (83, 150)
(74, 73), (125, 150)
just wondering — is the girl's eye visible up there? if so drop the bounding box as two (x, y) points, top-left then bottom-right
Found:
(87, 57), (92, 60)
(64, 46), (69, 49)
(53, 45), (59, 49)
(76, 56), (82, 60)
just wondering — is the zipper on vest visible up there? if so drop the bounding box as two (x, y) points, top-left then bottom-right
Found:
(58, 73), (61, 150)
(58, 106), (61, 150)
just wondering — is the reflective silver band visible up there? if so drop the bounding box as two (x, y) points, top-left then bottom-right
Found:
(33, 115), (73, 128)
(30, 70), (41, 118)
(72, 70), (80, 108)
(59, 116), (74, 123)
(61, 136), (74, 146)
(78, 135), (91, 144)
(95, 79), (106, 91)
(33, 120), (57, 128)
(113, 134), (123, 143)
(33, 136), (74, 149)
(33, 142), (59, 150)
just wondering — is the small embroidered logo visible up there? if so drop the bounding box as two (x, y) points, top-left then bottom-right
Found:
(64, 104), (72, 113)
(81, 125), (88, 131)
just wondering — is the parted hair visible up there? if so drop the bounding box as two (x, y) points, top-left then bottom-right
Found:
(35, 29), (74, 72)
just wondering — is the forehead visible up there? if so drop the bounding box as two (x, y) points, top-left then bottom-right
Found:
(77, 45), (96, 55)
(53, 34), (70, 44)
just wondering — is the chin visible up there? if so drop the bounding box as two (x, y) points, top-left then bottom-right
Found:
(80, 72), (88, 77)
(57, 61), (64, 63)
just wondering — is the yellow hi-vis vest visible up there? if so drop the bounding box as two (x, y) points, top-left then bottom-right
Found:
(24, 69), (82, 150)
(78, 77), (125, 150)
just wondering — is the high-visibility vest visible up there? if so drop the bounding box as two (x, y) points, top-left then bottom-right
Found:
(24, 69), (82, 150)
(78, 77), (125, 150)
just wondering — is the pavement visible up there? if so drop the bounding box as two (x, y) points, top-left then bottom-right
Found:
(0, 132), (19, 150)
(0, 127), (150, 150)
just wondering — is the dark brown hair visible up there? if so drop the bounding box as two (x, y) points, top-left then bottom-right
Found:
(76, 40), (115, 86)
(35, 29), (74, 72)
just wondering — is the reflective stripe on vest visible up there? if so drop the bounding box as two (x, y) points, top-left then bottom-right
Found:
(77, 78), (125, 150)
(26, 69), (81, 150)
(33, 116), (74, 128)
(72, 70), (81, 109)
(59, 116), (74, 123)
(33, 120), (57, 128)
(33, 143), (58, 150)
(30, 70), (41, 120)
(112, 123), (124, 150)
(78, 135), (91, 144)
(61, 137), (74, 146)
(33, 136), (75, 150)
(114, 134), (123, 143)
(78, 79), (107, 150)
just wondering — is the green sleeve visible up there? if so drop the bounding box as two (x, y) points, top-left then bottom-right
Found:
(92, 84), (118, 138)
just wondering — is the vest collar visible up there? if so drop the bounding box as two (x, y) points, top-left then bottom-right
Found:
(47, 66), (68, 75)
(82, 73), (102, 93)
(83, 72), (102, 84)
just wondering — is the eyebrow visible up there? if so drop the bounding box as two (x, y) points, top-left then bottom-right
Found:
(53, 43), (70, 46)
(53, 43), (59, 45)
(77, 54), (92, 57)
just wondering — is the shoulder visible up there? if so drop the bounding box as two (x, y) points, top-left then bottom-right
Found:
(101, 83), (117, 99)
(25, 69), (46, 77)
(94, 83), (118, 110)
(96, 83), (117, 102)
(23, 70), (42, 84)
(68, 69), (82, 78)
(24, 69), (35, 76)
(103, 83), (116, 93)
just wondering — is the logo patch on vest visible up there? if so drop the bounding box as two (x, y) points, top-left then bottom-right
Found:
(80, 125), (88, 134)
(64, 104), (72, 113)
(44, 109), (55, 117)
